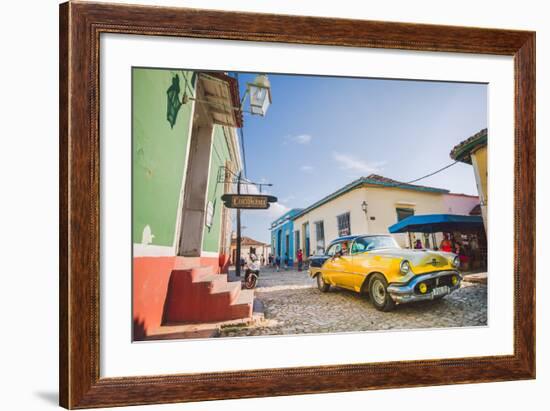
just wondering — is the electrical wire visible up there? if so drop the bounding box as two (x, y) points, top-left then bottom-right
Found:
(380, 160), (460, 189)
(403, 161), (459, 185)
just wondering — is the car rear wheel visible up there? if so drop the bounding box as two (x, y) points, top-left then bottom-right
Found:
(369, 274), (395, 312)
(316, 273), (330, 292)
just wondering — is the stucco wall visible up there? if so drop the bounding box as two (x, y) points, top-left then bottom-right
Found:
(471, 145), (488, 228)
(293, 188), (368, 255)
(132, 68), (195, 247)
(202, 125), (231, 253)
(443, 193), (479, 215)
(472, 146), (487, 199)
(293, 185), (449, 253)
(365, 186), (447, 247)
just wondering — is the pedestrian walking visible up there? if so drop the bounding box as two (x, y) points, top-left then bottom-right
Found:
(297, 248), (303, 271)
(275, 255), (281, 272)
(414, 239), (423, 249)
(260, 254), (265, 266)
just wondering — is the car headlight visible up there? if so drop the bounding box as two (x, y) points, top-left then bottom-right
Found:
(452, 256), (460, 268)
(400, 260), (411, 274)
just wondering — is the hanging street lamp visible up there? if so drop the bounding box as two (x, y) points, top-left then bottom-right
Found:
(177, 72), (273, 122)
(246, 74), (272, 117)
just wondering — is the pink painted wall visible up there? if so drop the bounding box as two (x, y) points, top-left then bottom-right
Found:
(132, 256), (177, 340)
(442, 193), (479, 215)
(133, 256), (223, 340)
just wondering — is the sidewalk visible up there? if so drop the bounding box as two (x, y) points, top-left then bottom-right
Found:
(462, 271), (487, 285)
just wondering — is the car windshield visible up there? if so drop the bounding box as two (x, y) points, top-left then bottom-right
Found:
(351, 236), (399, 253)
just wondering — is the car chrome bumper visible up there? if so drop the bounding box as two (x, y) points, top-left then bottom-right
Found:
(387, 270), (461, 304)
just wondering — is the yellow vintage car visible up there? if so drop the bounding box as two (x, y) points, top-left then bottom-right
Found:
(308, 234), (462, 311)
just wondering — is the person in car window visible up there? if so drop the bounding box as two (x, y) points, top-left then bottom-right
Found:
(341, 241), (350, 255)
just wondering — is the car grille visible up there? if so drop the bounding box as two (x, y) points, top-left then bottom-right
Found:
(414, 274), (455, 293)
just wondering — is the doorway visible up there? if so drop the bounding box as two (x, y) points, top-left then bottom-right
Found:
(177, 83), (214, 257)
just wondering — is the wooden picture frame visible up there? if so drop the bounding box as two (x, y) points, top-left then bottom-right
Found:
(59, 1), (535, 408)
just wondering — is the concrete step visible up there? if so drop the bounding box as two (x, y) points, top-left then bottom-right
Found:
(209, 280), (241, 303)
(232, 288), (254, 305)
(171, 265), (215, 284)
(163, 264), (254, 324)
(195, 273), (228, 285)
(173, 256), (202, 270)
(230, 289), (254, 319)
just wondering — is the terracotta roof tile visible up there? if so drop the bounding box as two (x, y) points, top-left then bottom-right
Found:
(231, 236), (269, 246)
(450, 128), (487, 164)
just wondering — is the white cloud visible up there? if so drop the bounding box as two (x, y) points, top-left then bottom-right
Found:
(284, 134), (313, 145)
(267, 202), (291, 219)
(294, 134), (312, 144)
(332, 152), (386, 175)
(300, 165), (314, 173)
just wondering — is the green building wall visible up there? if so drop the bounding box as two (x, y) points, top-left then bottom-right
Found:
(132, 68), (196, 247)
(202, 126), (232, 253)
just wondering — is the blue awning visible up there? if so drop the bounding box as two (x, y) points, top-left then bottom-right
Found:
(388, 214), (484, 234)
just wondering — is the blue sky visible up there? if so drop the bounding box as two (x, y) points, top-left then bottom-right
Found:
(231, 72), (487, 243)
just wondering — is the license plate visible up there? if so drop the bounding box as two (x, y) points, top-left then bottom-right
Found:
(432, 286), (450, 297)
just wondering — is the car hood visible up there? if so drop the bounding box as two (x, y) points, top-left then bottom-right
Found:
(368, 248), (454, 266)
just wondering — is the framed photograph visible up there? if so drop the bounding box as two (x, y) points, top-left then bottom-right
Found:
(59, 1), (535, 408)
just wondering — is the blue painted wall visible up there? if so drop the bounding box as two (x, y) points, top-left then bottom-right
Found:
(270, 208), (303, 266)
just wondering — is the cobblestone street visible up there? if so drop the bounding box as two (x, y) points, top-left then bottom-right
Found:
(220, 267), (487, 337)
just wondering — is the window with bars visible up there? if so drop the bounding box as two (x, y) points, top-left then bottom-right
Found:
(314, 221), (325, 254)
(337, 212), (351, 237)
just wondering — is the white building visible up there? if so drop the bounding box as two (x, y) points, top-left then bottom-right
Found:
(292, 174), (479, 257)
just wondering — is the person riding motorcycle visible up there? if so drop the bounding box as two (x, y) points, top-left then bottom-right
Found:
(244, 253), (261, 289)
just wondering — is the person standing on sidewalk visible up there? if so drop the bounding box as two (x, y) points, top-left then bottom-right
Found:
(440, 233), (453, 252)
(297, 249), (303, 271)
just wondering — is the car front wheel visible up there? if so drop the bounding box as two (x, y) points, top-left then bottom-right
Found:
(369, 274), (395, 312)
(316, 273), (330, 292)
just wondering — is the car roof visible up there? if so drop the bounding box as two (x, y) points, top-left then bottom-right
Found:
(333, 235), (360, 242)
(330, 234), (392, 244)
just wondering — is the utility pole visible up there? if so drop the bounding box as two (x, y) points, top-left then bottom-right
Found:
(235, 171), (242, 277)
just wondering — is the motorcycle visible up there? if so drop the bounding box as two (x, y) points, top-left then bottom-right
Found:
(243, 258), (261, 289)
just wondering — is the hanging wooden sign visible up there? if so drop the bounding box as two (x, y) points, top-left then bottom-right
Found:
(221, 194), (277, 209)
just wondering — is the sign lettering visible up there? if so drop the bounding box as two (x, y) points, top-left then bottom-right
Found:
(221, 194), (277, 210)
